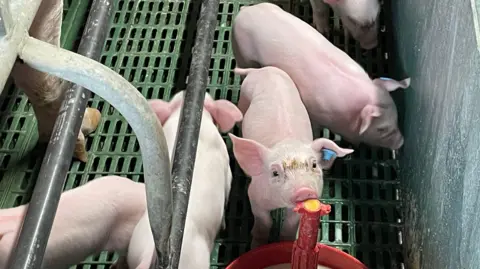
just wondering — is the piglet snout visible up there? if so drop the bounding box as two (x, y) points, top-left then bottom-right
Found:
(291, 188), (318, 203)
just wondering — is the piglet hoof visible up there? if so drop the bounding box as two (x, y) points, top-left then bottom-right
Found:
(73, 108), (101, 163)
(81, 108), (102, 136)
(74, 132), (88, 163)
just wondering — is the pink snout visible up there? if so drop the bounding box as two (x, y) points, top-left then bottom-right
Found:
(291, 188), (318, 203)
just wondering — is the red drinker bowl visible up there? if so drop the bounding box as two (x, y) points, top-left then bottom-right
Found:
(225, 241), (368, 269)
(226, 199), (368, 269)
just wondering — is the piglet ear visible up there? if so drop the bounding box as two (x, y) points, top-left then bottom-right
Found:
(148, 99), (172, 125)
(359, 104), (381, 135)
(311, 138), (354, 170)
(205, 100), (243, 132)
(373, 77), (411, 92)
(229, 134), (268, 177)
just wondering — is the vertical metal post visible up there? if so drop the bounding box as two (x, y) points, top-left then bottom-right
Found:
(6, 1), (113, 268)
(165, 0), (220, 268)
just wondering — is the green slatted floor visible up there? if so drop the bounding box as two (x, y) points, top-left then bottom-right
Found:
(0, 1), (404, 268)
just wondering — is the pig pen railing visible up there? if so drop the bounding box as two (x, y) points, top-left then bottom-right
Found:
(0, 0), (173, 268)
(0, 0), (220, 268)
(4, 2), (120, 268)
(164, 0), (220, 267)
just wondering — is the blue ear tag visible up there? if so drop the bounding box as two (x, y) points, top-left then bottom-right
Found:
(379, 77), (394, 81)
(321, 149), (336, 161)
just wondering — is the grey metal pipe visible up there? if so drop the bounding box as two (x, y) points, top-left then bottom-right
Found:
(0, 0), (44, 91)
(6, 1), (113, 268)
(15, 36), (173, 269)
(166, 0), (220, 268)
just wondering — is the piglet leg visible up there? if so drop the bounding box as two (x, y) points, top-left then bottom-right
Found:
(10, 0), (101, 163)
(74, 108), (101, 162)
(278, 208), (300, 242)
(309, 0), (330, 38)
(250, 202), (273, 250)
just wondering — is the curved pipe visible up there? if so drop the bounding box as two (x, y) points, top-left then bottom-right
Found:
(6, 1), (114, 268)
(17, 36), (173, 267)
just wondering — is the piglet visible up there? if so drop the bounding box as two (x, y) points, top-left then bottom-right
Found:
(309, 0), (380, 49)
(230, 66), (353, 249)
(122, 91), (242, 269)
(232, 3), (410, 150)
(11, 0), (101, 162)
(0, 176), (146, 269)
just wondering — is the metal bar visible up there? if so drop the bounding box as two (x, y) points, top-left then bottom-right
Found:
(165, 0), (220, 268)
(0, 0), (44, 91)
(6, 1), (113, 268)
(16, 34), (173, 269)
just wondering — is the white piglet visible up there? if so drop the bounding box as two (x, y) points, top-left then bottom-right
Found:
(229, 67), (354, 249)
(124, 91), (243, 269)
(232, 3), (410, 150)
(0, 176), (146, 269)
(309, 0), (380, 49)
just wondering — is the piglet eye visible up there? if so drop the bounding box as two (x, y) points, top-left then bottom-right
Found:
(312, 162), (317, 169)
(272, 171), (279, 177)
